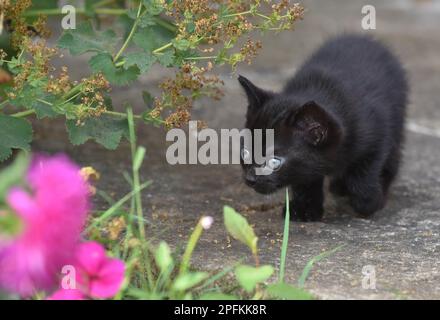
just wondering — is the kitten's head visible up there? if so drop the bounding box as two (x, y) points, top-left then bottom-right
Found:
(238, 75), (344, 194)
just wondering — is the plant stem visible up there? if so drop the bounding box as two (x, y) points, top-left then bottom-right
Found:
(222, 10), (253, 18)
(184, 56), (217, 61)
(126, 107), (156, 290)
(105, 110), (142, 119)
(113, 2), (144, 63)
(179, 218), (205, 275)
(62, 83), (83, 101)
(10, 109), (35, 118)
(152, 42), (173, 54)
(7, 105), (143, 121)
(127, 107), (145, 240)
(23, 8), (125, 16)
(151, 16), (177, 33)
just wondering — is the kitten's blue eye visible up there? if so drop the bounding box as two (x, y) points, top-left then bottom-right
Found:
(267, 157), (282, 171)
(241, 148), (251, 162)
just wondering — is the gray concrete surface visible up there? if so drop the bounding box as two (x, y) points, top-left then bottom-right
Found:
(32, 0), (439, 299)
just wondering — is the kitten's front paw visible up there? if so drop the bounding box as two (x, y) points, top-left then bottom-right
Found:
(282, 201), (323, 222)
(349, 192), (384, 217)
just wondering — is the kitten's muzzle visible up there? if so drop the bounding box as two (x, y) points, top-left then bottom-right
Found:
(244, 171), (257, 187)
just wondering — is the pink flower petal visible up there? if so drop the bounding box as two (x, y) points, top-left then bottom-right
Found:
(89, 258), (125, 299)
(6, 188), (37, 220)
(48, 288), (85, 300)
(0, 154), (90, 297)
(75, 242), (106, 276)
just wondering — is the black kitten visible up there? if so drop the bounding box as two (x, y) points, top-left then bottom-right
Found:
(238, 34), (408, 221)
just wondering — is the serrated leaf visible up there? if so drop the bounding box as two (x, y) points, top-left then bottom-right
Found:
(124, 51), (156, 73)
(156, 50), (175, 67)
(266, 283), (314, 300)
(7, 84), (46, 109)
(66, 115), (128, 150)
(235, 265), (274, 292)
(58, 102), (80, 120)
(155, 241), (173, 273)
(30, 95), (59, 119)
(142, 0), (165, 15)
(138, 14), (157, 28)
(58, 21), (118, 55)
(172, 39), (191, 51)
(89, 53), (140, 86)
(133, 25), (174, 53)
(223, 206), (258, 255)
(33, 100), (58, 119)
(172, 272), (209, 292)
(0, 115), (33, 162)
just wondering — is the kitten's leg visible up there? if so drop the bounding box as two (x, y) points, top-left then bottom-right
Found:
(283, 177), (324, 222)
(381, 148), (401, 197)
(329, 177), (348, 197)
(345, 160), (385, 217)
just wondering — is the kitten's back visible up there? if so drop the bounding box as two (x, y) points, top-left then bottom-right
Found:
(291, 34), (407, 110)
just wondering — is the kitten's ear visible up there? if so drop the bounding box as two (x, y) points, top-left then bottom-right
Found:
(238, 75), (271, 109)
(290, 101), (342, 147)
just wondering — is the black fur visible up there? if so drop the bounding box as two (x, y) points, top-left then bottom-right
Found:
(239, 34), (408, 221)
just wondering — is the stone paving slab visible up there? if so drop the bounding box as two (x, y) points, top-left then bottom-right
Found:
(31, 0), (440, 299)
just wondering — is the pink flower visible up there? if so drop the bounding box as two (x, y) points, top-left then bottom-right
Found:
(0, 155), (89, 297)
(47, 288), (85, 300)
(49, 242), (125, 300)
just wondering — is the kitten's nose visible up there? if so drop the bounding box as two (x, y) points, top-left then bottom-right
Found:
(245, 170), (257, 186)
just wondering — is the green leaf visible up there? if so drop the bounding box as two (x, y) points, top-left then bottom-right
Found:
(235, 265), (274, 292)
(266, 283), (314, 300)
(0, 115), (33, 162)
(155, 241), (173, 273)
(58, 21), (118, 55)
(142, 0), (165, 15)
(172, 272), (209, 292)
(138, 13), (158, 28)
(156, 50), (175, 67)
(199, 293), (238, 300)
(0, 152), (29, 199)
(66, 115), (129, 150)
(279, 188), (290, 283)
(223, 206), (258, 255)
(89, 53), (140, 86)
(7, 84), (46, 109)
(33, 101), (58, 119)
(124, 51), (156, 73)
(31, 96), (59, 119)
(133, 25), (174, 53)
(172, 39), (191, 51)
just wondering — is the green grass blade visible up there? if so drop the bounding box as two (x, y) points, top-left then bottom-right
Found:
(297, 245), (344, 287)
(279, 188), (290, 283)
(86, 180), (151, 232)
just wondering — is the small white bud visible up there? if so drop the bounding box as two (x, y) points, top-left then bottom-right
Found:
(200, 216), (214, 230)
